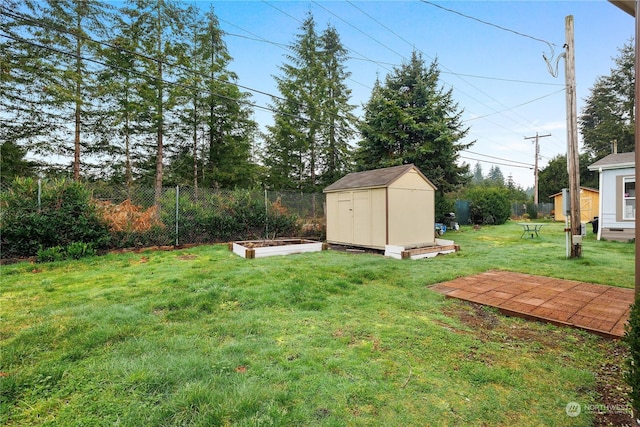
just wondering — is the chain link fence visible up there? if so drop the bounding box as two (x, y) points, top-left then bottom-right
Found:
(0, 179), (326, 258)
(0, 178), (562, 258)
(89, 185), (326, 247)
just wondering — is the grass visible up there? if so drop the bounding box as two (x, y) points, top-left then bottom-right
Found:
(0, 221), (634, 426)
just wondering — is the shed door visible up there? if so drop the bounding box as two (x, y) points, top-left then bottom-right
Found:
(353, 191), (371, 245)
(337, 193), (353, 243)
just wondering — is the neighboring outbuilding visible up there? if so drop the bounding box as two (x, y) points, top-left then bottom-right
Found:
(587, 152), (635, 241)
(549, 187), (599, 223)
(323, 164), (438, 251)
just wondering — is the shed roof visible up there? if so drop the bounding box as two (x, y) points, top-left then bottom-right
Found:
(587, 152), (635, 171)
(548, 186), (599, 198)
(323, 164), (436, 192)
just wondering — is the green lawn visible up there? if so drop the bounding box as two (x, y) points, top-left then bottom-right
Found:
(0, 221), (634, 426)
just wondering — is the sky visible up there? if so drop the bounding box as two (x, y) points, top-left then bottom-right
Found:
(197, 0), (634, 191)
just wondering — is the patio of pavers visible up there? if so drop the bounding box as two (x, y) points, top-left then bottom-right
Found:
(430, 270), (634, 338)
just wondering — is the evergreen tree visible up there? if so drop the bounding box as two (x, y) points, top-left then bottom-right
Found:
(0, 141), (38, 180)
(356, 51), (472, 215)
(265, 13), (322, 191)
(487, 165), (505, 186)
(580, 42), (634, 159)
(94, 7), (146, 191)
(265, 13), (356, 191)
(317, 25), (356, 187)
(0, 1), (53, 158)
(126, 0), (189, 203)
(1, 0), (111, 179)
(472, 162), (484, 185)
(538, 153), (599, 200)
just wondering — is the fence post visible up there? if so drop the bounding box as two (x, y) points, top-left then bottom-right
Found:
(37, 179), (42, 212)
(175, 185), (179, 246)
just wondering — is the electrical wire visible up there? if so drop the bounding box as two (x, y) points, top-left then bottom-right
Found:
(337, 1), (564, 150)
(462, 150), (534, 167)
(420, 1), (559, 48)
(0, 31), (338, 128)
(463, 88), (565, 122)
(458, 155), (534, 169)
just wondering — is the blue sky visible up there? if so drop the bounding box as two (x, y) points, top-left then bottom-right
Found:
(206, 1), (632, 189)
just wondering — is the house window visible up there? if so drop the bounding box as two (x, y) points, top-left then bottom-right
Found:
(623, 177), (635, 220)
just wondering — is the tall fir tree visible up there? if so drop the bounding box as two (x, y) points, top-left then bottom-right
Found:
(2, 0), (111, 179)
(126, 0), (189, 203)
(172, 6), (257, 190)
(356, 51), (472, 215)
(94, 6), (147, 190)
(265, 13), (355, 191)
(265, 13), (321, 191)
(580, 42), (635, 159)
(472, 162), (484, 185)
(317, 25), (356, 187)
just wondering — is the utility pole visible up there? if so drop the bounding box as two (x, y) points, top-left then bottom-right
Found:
(524, 132), (551, 205)
(565, 15), (582, 258)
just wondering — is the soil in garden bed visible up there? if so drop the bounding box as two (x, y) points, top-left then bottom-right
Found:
(238, 239), (318, 249)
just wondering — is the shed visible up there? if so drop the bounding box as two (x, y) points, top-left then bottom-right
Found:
(323, 164), (436, 250)
(549, 187), (599, 222)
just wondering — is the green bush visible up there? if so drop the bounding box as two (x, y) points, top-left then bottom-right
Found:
(65, 242), (97, 260)
(35, 242), (97, 263)
(465, 186), (512, 225)
(36, 245), (65, 263)
(625, 301), (640, 419)
(1, 178), (110, 258)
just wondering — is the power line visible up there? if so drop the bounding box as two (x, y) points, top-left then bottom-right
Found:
(462, 150), (534, 167)
(0, 31), (334, 127)
(340, 1), (563, 149)
(0, 8), (353, 129)
(459, 155), (534, 170)
(420, 1), (559, 48)
(463, 88), (565, 122)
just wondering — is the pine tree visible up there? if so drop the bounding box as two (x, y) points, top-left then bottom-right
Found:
(317, 25), (356, 187)
(126, 0), (189, 203)
(265, 13), (321, 191)
(1, 0), (111, 179)
(94, 7), (146, 191)
(356, 51), (472, 214)
(472, 162), (484, 185)
(265, 13), (355, 191)
(487, 165), (505, 186)
(172, 6), (257, 190)
(580, 42), (635, 159)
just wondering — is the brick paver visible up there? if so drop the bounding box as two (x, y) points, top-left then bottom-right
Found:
(430, 270), (634, 338)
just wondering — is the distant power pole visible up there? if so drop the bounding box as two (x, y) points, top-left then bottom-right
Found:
(565, 15), (582, 258)
(524, 132), (551, 205)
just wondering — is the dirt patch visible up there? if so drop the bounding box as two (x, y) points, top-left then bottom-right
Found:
(443, 301), (633, 426)
(593, 342), (633, 426)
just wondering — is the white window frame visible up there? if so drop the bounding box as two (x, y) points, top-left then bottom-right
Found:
(623, 176), (635, 220)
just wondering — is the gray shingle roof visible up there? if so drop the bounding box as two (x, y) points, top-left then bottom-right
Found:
(588, 152), (635, 170)
(323, 164), (435, 192)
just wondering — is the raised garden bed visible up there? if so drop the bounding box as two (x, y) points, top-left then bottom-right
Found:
(230, 239), (326, 259)
(384, 238), (458, 259)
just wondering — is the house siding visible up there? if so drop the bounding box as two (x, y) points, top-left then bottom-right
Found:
(598, 167), (635, 241)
